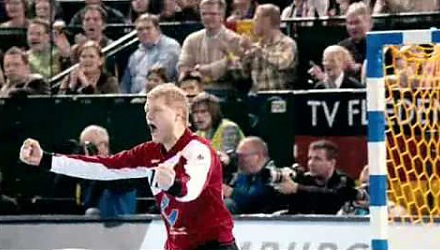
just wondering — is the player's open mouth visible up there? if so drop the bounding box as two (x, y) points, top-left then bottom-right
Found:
(149, 124), (157, 133)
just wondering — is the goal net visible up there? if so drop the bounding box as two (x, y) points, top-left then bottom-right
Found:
(367, 29), (440, 250)
(385, 44), (440, 223)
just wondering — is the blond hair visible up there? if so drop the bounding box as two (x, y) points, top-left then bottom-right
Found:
(147, 83), (189, 124)
(323, 45), (355, 70)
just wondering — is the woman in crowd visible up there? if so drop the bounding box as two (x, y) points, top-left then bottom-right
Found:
(1, 0), (29, 28)
(58, 41), (119, 95)
(32, 0), (64, 23)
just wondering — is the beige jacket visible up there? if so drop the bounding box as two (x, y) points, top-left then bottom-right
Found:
(178, 26), (242, 84)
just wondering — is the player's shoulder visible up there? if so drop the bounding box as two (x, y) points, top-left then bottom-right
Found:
(191, 133), (212, 147)
(182, 134), (215, 158)
(130, 141), (161, 152)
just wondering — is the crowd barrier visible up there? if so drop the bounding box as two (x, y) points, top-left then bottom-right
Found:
(0, 90), (367, 200)
(1, 214), (439, 249)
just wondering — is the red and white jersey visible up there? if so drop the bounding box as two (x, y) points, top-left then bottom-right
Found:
(47, 129), (234, 250)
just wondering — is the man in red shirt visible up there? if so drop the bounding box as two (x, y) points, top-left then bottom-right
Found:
(19, 83), (238, 250)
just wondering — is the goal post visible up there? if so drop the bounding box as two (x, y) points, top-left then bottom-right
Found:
(367, 28), (440, 250)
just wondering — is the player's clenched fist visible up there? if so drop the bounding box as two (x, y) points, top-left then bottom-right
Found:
(155, 163), (176, 191)
(19, 138), (43, 166)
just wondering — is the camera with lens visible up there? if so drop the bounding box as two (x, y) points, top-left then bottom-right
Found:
(261, 163), (306, 185)
(84, 141), (99, 156)
(55, 139), (99, 156)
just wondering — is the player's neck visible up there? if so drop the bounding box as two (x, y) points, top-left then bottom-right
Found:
(163, 125), (186, 152)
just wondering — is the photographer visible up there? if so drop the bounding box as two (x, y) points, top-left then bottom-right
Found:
(277, 140), (361, 215)
(223, 137), (278, 214)
(78, 125), (137, 218)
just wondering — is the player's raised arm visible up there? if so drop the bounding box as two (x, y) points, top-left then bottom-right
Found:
(19, 138), (43, 166)
(19, 138), (154, 181)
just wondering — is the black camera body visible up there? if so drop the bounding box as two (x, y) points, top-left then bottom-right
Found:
(223, 150), (239, 184)
(84, 141), (99, 156)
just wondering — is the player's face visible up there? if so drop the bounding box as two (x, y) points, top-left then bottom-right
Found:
(145, 97), (177, 144)
(307, 149), (334, 179)
(191, 103), (212, 131)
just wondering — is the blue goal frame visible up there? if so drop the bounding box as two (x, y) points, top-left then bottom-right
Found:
(367, 28), (440, 250)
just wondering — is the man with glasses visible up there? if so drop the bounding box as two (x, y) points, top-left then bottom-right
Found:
(121, 14), (181, 93)
(223, 136), (278, 214)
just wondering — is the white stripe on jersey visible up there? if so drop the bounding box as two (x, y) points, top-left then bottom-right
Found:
(51, 155), (154, 180)
(176, 140), (211, 202)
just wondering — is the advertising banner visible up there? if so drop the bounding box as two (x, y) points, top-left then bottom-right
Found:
(1, 216), (439, 250)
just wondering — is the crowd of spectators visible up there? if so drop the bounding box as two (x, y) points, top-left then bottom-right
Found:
(0, 0), (431, 216)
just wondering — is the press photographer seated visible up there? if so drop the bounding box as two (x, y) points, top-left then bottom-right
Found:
(223, 137), (278, 214)
(277, 140), (361, 215)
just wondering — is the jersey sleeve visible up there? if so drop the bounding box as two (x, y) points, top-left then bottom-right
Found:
(173, 140), (213, 202)
(46, 143), (155, 181)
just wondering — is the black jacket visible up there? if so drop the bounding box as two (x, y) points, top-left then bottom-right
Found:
(315, 73), (364, 89)
(284, 170), (357, 215)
